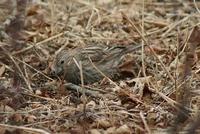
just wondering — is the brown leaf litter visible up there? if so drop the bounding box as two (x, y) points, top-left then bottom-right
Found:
(0, 0), (200, 133)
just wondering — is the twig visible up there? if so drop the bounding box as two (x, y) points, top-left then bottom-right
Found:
(194, 0), (200, 14)
(22, 92), (56, 102)
(140, 111), (151, 134)
(55, 39), (69, 55)
(0, 46), (33, 92)
(140, 0), (147, 99)
(79, 61), (87, 115)
(162, 16), (190, 37)
(14, 57), (54, 81)
(49, 0), (56, 35)
(64, 83), (102, 98)
(88, 57), (121, 89)
(12, 31), (68, 55)
(0, 124), (50, 134)
(86, 8), (95, 30)
(121, 12), (175, 83)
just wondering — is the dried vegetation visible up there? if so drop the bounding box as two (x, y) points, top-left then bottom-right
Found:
(0, 0), (200, 133)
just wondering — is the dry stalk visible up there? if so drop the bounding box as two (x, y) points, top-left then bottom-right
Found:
(79, 61), (87, 115)
(121, 11), (175, 83)
(141, 0), (147, 79)
(55, 39), (69, 55)
(22, 92), (56, 102)
(0, 124), (50, 134)
(194, 0), (200, 14)
(162, 16), (190, 37)
(140, 0), (148, 100)
(49, 0), (56, 35)
(171, 26), (199, 133)
(140, 111), (151, 134)
(14, 57), (53, 81)
(12, 31), (68, 55)
(88, 57), (121, 89)
(0, 46), (33, 92)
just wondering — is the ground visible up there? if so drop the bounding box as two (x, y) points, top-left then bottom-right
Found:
(0, 0), (200, 133)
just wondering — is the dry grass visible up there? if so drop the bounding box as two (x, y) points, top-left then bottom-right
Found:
(0, 0), (200, 133)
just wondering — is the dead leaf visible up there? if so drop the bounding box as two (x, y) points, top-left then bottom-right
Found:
(127, 76), (152, 84)
(117, 88), (143, 105)
(89, 129), (101, 134)
(116, 124), (131, 134)
(118, 54), (137, 76)
(189, 26), (200, 46)
(69, 124), (85, 134)
(25, 115), (36, 123)
(145, 45), (167, 55)
(25, 3), (50, 30)
(105, 127), (116, 134)
(10, 113), (23, 123)
(0, 104), (15, 112)
(96, 119), (111, 129)
(146, 112), (157, 126)
(0, 127), (6, 134)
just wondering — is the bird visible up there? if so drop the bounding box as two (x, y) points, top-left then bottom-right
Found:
(51, 44), (141, 84)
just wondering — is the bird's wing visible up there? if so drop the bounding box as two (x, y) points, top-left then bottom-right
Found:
(80, 46), (108, 62)
(75, 44), (141, 64)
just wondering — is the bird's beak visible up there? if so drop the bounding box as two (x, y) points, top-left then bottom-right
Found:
(50, 65), (62, 76)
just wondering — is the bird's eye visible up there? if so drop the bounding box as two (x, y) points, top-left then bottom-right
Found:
(60, 60), (64, 64)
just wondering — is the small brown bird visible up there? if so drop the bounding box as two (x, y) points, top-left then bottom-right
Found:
(51, 44), (141, 84)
